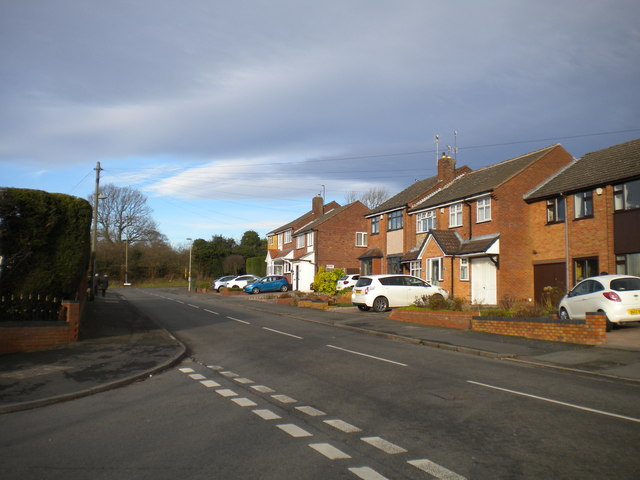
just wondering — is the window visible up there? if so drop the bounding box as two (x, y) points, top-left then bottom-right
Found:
(283, 261), (291, 274)
(307, 232), (313, 247)
(284, 230), (292, 244)
(427, 258), (443, 284)
(274, 264), (283, 275)
(476, 196), (491, 222)
(387, 255), (402, 274)
(295, 235), (305, 249)
(449, 203), (463, 227)
(371, 215), (380, 234)
(614, 180), (640, 211)
(388, 210), (403, 231)
(616, 253), (640, 276)
(574, 191), (593, 219)
(361, 259), (372, 275)
(355, 232), (367, 247)
(546, 197), (565, 223)
(460, 258), (469, 281)
(574, 257), (598, 283)
(409, 260), (422, 278)
(417, 210), (436, 233)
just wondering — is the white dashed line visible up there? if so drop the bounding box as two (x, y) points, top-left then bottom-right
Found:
(227, 316), (250, 325)
(232, 397), (258, 407)
(361, 436), (407, 454)
(408, 459), (468, 480)
(178, 368), (194, 373)
(295, 406), (326, 417)
(262, 327), (303, 339)
(252, 409), (282, 420)
(204, 309), (219, 315)
(200, 380), (221, 388)
(188, 304), (199, 308)
(215, 389), (238, 397)
(277, 424), (312, 438)
(309, 443), (351, 460)
(326, 345), (408, 367)
(221, 371), (239, 378)
(251, 385), (275, 394)
(348, 466), (390, 480)
(234, 377), (254, 384)
(324, 419), (362, 433)
(188, 373), (206, 380)
(175, 300), (185, 304)
(207, 365), (223, 370)
(272, 394), (297, 404)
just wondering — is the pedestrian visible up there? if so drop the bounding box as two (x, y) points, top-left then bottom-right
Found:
(94, 273), (100, 295)
(101, 274), (109, 297)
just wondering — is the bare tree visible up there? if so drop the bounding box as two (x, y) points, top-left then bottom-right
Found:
(91, 184), (161, 244)
(344, 186), (390, 209)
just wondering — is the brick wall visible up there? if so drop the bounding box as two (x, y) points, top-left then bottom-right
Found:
(389, 309), (476, 329)
(316, 202), (369, 272)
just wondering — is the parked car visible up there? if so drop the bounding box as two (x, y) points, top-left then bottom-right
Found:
(336, 274), (360, 291)
(226, 274), (261, 290)
(244, 276), (290, 294)
(558, 274), (640, 331)
(351, 274), (449, 312)
(211, 275), (237, 292)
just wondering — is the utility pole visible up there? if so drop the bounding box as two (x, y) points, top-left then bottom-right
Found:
(90, 162), (102, 299)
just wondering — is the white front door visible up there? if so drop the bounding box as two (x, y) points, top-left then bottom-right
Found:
(471, 257), (497, 305)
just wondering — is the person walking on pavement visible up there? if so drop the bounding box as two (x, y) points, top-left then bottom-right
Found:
(100, 274), (109, 296)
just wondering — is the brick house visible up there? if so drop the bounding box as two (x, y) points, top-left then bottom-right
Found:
(266, 196), (339, 281)
(407, 144), (574, 305)
(360, 154), (470, 276)
(524, 138), (640, 301)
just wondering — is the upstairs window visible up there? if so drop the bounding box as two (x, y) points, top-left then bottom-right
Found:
(371, 215), (380, 234)
(476, 196), (491, 222)
(356, 232), (367, 247)
(417, 210), (436, 233)
(574, 191), (593, 219)
(388, 210), (403, 231)
(546, 197), (565, 223)
(449, 203), (463, 227)
(295, 235), (305, 249)
(307, 232), (314, 247)
(614, 180), (640, 211)
(284, 230), (292, 244)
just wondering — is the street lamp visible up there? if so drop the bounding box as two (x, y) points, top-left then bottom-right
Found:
(187, 238), (193, 292)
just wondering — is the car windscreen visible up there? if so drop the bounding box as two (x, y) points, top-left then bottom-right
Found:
(611, 277), (640, 291)
(355, 278), (372, 287)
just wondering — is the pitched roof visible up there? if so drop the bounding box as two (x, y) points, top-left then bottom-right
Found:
(409, 145), (561, 212)
(368, 176), (439, 216)
(417, 230), (499, 256)
(295, 201), (366, 234)
(357, 247), (383, 259)
(267, 200), (340, 235)
(525, 138), (640, 201)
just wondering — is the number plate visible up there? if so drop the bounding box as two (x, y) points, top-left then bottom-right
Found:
(628, 308), (640, 315)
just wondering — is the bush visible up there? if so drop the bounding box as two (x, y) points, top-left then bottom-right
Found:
(312, 267), (345, 294)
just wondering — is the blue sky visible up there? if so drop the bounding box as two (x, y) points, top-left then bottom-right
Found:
(1, 0), (639, 248)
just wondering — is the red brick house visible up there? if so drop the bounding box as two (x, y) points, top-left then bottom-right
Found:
(524, 138), (640, 301)
(407, 144), (574, 305)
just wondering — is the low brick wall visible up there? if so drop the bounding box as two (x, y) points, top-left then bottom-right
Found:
(220, 288), (245, 296)
(297, 300), (329, 310)
(389, 309), (476, 330)
(471, 313), (606, 345)
(0, 300), (82, 354)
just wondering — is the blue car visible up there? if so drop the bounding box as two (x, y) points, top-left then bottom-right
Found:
(244, 276), (290, 294)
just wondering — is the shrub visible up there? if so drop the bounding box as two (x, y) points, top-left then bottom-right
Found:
(312, 267), (345, 294)
(414, 294), (467, 311)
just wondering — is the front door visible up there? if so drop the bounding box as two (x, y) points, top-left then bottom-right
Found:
(471, 257), (497, 305)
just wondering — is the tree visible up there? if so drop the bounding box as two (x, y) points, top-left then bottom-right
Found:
(90, 184), (160, 244)
(344, 186), (390, 209)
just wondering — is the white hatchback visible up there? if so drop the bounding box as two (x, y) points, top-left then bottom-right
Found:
(558, 275), (640, 331)
(351, 274), (449, 312)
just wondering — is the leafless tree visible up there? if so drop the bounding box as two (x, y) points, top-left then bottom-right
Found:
(344, 186), (390, 209)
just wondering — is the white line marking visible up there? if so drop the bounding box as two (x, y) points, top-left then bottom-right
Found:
(348, 466), (390, 480)
(295, 406), (326, 416)
(188, 304), (199, 308)
(361, 436), (407, 454)
(227, 316), (251, 324)
(232, 397), (257, 407)
(215, 389), (238, 397)
(309, 443), (351, 460)
(178, 368), (194, 373)
(327, 345), (408, 367)
(252, 409), (282, 420)
(175, 300), (185, 304)
(277, 424), (312, 438)
(200, 380), (221, 388)
(234, 377), (254, 384)
(188, 373), (206, 380)
(262, 327), (303, 339)
(221, 371), (239, 378)
(251, 385), (275, 394)
(467, 380), (640, 424)
(324, 419), (362, 433)
(272, 394), (297, 404)
(408, 459), (467, 480)
(207, 365), (223, 370)
(204, 309), (219, 315)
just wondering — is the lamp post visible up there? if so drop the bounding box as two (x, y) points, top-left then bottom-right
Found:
(187, 238), (193, 292)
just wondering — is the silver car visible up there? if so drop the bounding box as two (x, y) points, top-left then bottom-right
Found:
(212, 275), (237, 292)
(558, 275), (640, 331)
(351, 274), (449, 312)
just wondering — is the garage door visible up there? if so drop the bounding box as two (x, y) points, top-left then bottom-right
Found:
(533, 262), (566, 303)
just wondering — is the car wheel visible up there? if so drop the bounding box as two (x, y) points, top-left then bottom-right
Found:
(600, 310), (613, 332)
(252, 287), (260, 294)
(217, 287), (222, 293)
(280, 285), (289, 292)
(559, 308), (570, 321)
(372, 296), (389, 312)
(357, 305), (370, 311)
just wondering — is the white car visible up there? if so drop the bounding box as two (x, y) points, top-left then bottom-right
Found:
(211, 275), (237, 292)
(226, 274), (261, 290)
(336, 274), (360, 291)
(351, 274), (449, 312)
(558, 274), (640, 331)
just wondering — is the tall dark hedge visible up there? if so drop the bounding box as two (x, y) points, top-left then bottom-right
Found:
(0, 188), (92, 299)
(246, 256), (266, 276)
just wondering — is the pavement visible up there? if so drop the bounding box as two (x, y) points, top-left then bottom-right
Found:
(1, 288), (639, 414)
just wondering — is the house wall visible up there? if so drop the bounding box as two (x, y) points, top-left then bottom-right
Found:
(365, 214), (386, 274)
(316, 203), (369, 272)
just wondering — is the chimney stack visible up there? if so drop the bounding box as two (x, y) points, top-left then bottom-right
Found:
(437, 152), (455, 184)
(312, 195), (323, 217)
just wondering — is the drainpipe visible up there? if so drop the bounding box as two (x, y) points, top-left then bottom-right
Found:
(562, 193), (570, 290)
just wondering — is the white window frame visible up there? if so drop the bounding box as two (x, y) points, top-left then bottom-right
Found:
(283, 261), (291, 274)
(459, 257), (469, 281)
(476, 196), (491, 223)
(409, 260), (422, 278)
(427, 258), (443, 284)
(449, 203), (463, 227)
(295, 235), (305, 249)
(274, 263), (283, 275)
(574, 191), (593, 219)
(284, 230), (292, 244)
(307, 232), (314, 247)
(355, 232), (367, 247)
(417, 210), (436, 233)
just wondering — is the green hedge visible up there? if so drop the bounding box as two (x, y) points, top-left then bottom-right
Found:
(0, 188), (92, 299)
(246, 256), (266, 276)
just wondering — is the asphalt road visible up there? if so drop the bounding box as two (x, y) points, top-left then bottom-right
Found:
(2, 287), (639, 479)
